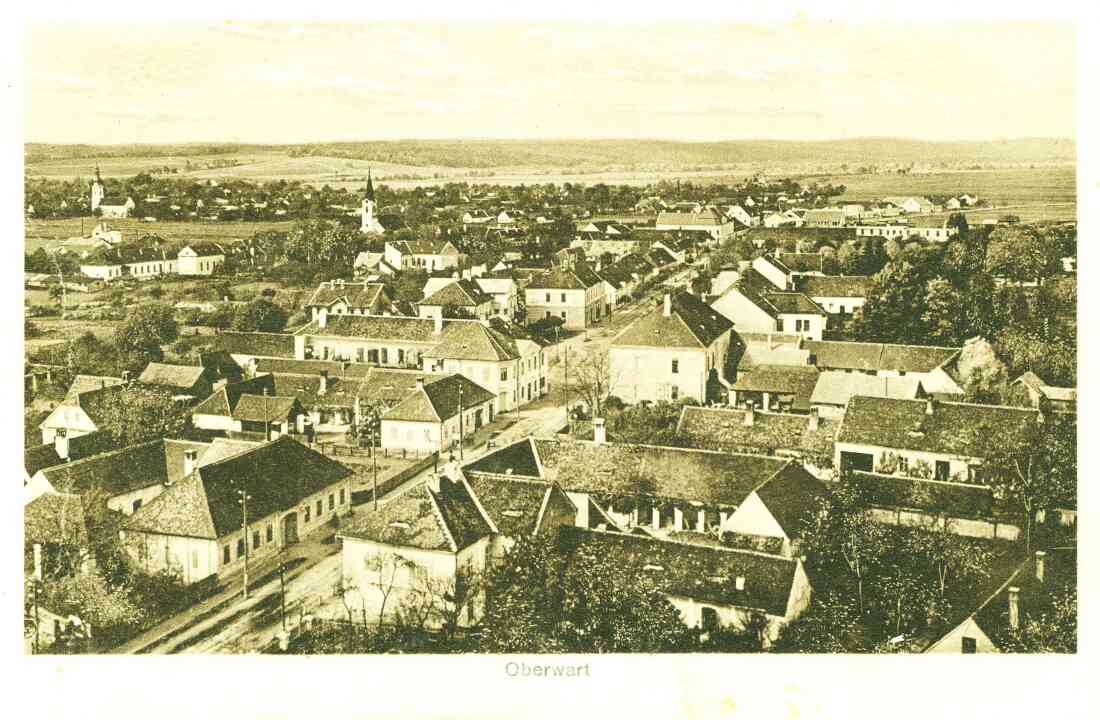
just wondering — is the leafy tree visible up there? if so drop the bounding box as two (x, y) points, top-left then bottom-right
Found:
(233, 299), (289, 333)
(998, 587), (1077, 653)
(93, 385), (193, 447)
(37, 568), (145, 640)
(984, 225), (1061, 285)
(955, 336), (1009, 402)
(772, 591), (865, 653)
(604, 400), (695, 447)
(572, 350), (618, 418)
(113, 303), (178, 364)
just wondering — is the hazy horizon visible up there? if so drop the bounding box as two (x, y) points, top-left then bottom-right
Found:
(26, 22), (1074, 145)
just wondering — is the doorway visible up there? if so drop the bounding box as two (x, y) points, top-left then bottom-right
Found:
(283, 512), (299, 545)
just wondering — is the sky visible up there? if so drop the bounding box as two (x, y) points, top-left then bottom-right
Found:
(24, 21), (1076, 144)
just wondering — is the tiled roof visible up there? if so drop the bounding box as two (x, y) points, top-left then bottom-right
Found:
(463, 476), (575, 537)
(656, 210), (724, 227)
(763, 292), (827, 315)
(394, 238), (457, 256)
(25, 430), (119, 476)
(422, 320), (520, 361)
(230, 394), (299, 422)
(340, 475), (491, 552)
(40, 439), (211, 498)
(851, 471), (999, 519)
(526, 261), (603, 290)
(270, 373), (354, 409)
(296, 315), (439, 343)
(731, 364), (821, 412)
(305, 281), (387, 309)
(420, 279), (491, 307)
(128, 437), (352, 539)
(752, 464), (828, 537)
(215, 331), (296, 359)
(970, 548), (1076, 646)
(837, 396), (1039, 457)
(61, 375), (124, 405)
(383, 374), (496, 423)
(720, 268), (825, 319)
(612, 292), (733, 349)
(25, 492), (90, 547)
(775, 252), (826, 273)
(676, 406), (837, 461)
(199, 351), (242, 378)
(138, 363), (206, 390)
(559, 527), (798, 616)
(798, 275), (872, 298)
(804, 340), (959, 374)
(810, 371), (924, 407)
(192, 374), (277, 417)
(466, 435), (790, 508)
(254, 358), (373, 380)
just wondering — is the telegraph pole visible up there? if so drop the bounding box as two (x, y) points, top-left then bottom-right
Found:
(238, 489), (252, 600)
(278, 554), (287, 631)
(32, 543), (42, 654)
(564, 344), (570, 435)
(372, 411), (379, 511)
(458, 383), (464, 461)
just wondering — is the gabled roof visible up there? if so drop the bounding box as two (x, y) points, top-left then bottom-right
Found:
(340, 475), (492, 552)
(192, 374), (277, 417)
(305, 281), (388, 310)
(126, 437), (352, 539)
(612, 292), (733, 349)
(526, 261), (603, 290)
(810, 371), (925, 407)
(422, 320), (520, 361)
(382, 374), (496, 423)
(296, 314), (440, 343)
(837, 396), (1039, 457)
(138, 362), (206, 390)
(559, 526), (799, 616)
(775, 252), (826, 274)
(253, 358), (373, 380)
(391, 238), (458, 256)
(851, 471), (1000, 519)
(804, 340), (959, 374)
(61, 375), (124, 405)
(24, 430), (119, 476)
(420, 279), (492, 307)
(656, 209), (725, 227)
(719, 268), (826, 319)
(231, 394), (299, 422)
(798, 275), (872, 299)
(463, 435), (792, 508)
(39, 438), (211, 498)
(25, 492), (90, 547)
(751, 463), (828, 537)
(676, 405), (837, 461)
(731, 364), (821, 412)
(215, 331), (296, 359)
(199, 351), (242, 378)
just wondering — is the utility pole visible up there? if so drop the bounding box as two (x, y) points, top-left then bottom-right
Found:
(564, 344), (570, 435)
(371, 410), (379, 511)
(32, 542), (42, 654)
(264, 387), (271, 442)
(238, 489), (252, 600)
(278, 554), (287, 631)
(458, 383), (464, 461)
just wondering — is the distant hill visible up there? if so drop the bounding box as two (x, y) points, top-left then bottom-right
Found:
(25, 137), (1075, 170)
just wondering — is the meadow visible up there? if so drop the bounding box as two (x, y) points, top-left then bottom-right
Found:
(816, 166), (1076, 207)
(24, 217), (297, 253)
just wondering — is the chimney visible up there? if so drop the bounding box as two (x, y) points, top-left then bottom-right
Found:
(183, 449), (198, 477)
(317, 308), (327, 329)
(1035, 551), (1046, 583)
(1008, 586), (1020, 630)
(54, 428), (69, 461)
(925, 397), (935, 416)
(663, 293), (672, 317)
(318, 369), (328, 395)
(434, 312), (444, 335)
(593, 417), (606, 445)
(808, 407), (820, 431)
(744, 402), (755, 426)
(416, 376), (425, 392)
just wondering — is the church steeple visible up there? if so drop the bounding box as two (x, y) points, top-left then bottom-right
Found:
(365, 168), (375, 202)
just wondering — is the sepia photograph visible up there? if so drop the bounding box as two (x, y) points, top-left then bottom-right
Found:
(9, 2), (1096, 717)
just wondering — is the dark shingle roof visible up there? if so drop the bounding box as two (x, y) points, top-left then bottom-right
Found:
(804, 341), (959, 374)
(837, 396), (1039, 457)
(138, 363), (206, 390)
(215, 331), (296, 359)
(25, 492), (90, 547)
(305, 281), (387, 310)
(731, 364), (821, 412)
(39, 439), (211, 498)
(850, 471), (1000, 519)
(230, 394), (299, 422)
(25, 430), (119, 476)
(462, 436), (543, 478)
(559, 527), (798, 616)
(612, 291), (733, 349)
(676, 405), (837, 461)
(526, 262), (603, 290)
(798, 275), (872, 298)
(383, 374), (496, 423)
(128, 437), (352, 539)
(296, 315), (439, 343)
(422, 320), (520, 361)
(421, 279), (491, 307)
(752, 464), (828, 537)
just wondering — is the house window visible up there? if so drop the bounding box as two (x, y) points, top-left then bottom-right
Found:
(253, 531), (261, 549)
(305, 505), (311, 522)
(897, 456), (909, 473)
(317, 500), (323, 517)
(237, 538), (245, 557)
(191, 550), (199, 569)
(132, 498), (143, 512)
(962, 637), (977, 654)
(266, 524), (273, 542)
(501, 367), (508, 381)
(560, 311), (567, 319)
(701, 606), (720, 632)
(329, 494), (335, 511)
(545, 293), (551, 303)
(671, 359), (679, 374)
(670, 385), (679, 400)
(381, 348), (389, 364)
(223, 545), (230, 564)
(340, 488), (346, 504)
(561, 293), (566, 303)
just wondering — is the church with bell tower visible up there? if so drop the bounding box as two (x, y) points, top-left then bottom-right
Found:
(360, 169), (385, 234)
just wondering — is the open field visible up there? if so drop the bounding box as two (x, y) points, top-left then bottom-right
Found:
(815, 167), (1076, 207)
(24, 217), (296, 253)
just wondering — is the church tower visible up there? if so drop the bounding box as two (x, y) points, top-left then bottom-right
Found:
(90, 164), (105, 213)
(360, 168), (378, 233)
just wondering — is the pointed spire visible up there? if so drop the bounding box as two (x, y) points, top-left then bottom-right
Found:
(94, 163), (102, 182)
(365, 167), (375, 201)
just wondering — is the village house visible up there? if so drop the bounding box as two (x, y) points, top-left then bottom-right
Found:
(379, 374), (497, 453)
(353, 251), (398, 277)
(38, 380), (132, 444)
(176, 243), (225, 275)
(122, 437), (353, 585)
(249, 359), (374, 433)
(802, 340), (965, 396)
(729, 364), (821, 414)
(655, 208), (732, 242)
(609, 292), (735, 405)
(26, 437), (216, 517)
(214, 331), (298, 369)
(796, 275), (872, 319)
(675, 405), (838, 476)
(719, 461), (828, 558)
(25, 429), (118, 478)
(711, 262), (828, 341)
(305, 280), (393, 321)
(1012, 371), (1076, 414)
(418, 279), (495, 321)
(923, 548), (1075, 653)
(524, 261), (607, 330)
(90, 170), (135, 218)
(338, 471), (495, 628)
(191, 374), (302, 440)
(801, 209), (847, 228)
(834, 395), (1039, 483)
(883, 196), (936, 214)
(809, 371), (926, 419)
(383, 238), (464, 272)
(137, 362), (214, 403)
